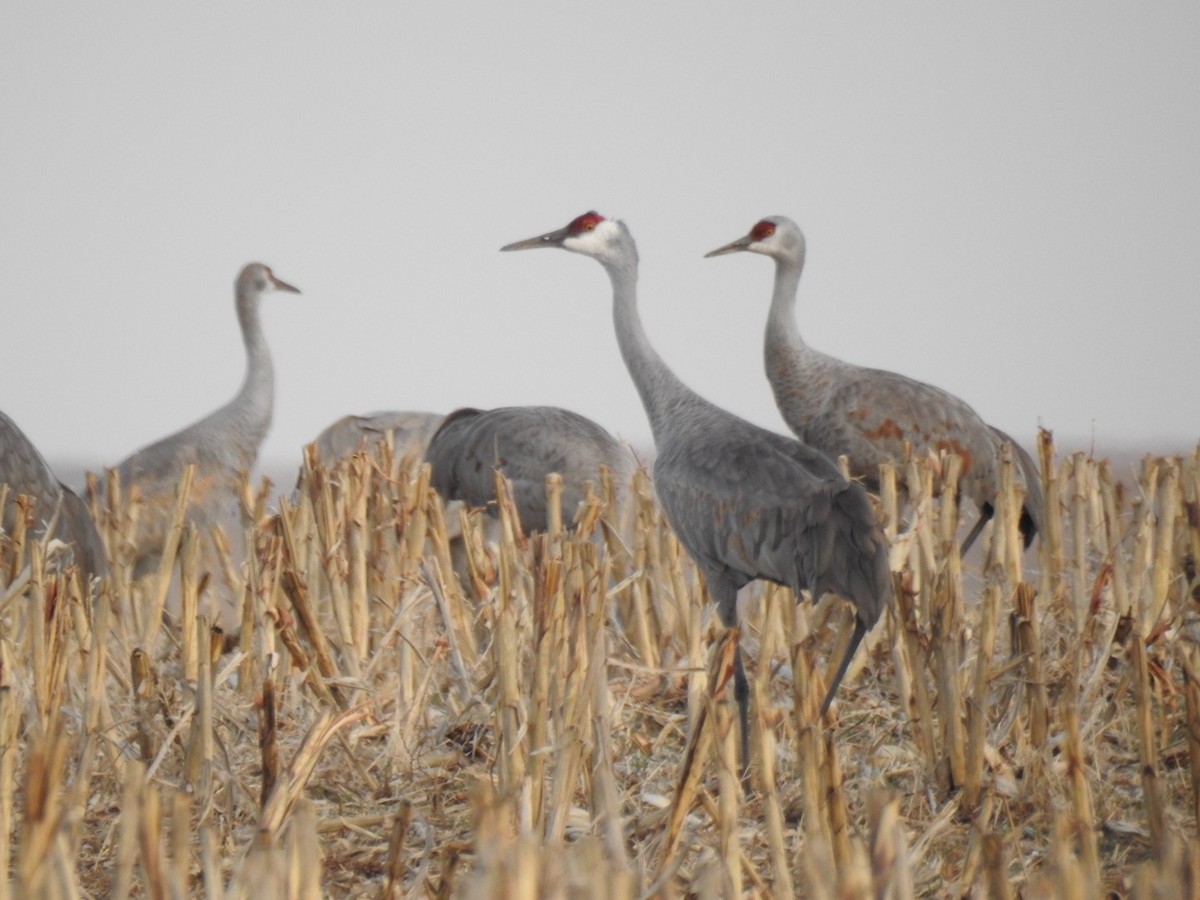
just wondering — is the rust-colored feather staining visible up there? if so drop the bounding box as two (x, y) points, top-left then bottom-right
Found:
(706, 215), (1044, 552)
(934, 439), (974, 475)
(864, 417), (905, 443)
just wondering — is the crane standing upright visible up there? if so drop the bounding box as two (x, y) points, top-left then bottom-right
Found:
(502, 212), (893, 770)
(706, 216), (1043, 553)
(100, 263), (299, 598)
(1, 410), (107, 582)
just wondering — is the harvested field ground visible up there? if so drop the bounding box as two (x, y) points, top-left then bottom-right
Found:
(3, 432), (1200, 897)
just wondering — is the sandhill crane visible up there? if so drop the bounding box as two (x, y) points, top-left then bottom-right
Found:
(1, 410), (106, 581)
(305, 411), (445, 471)
(296, 410), (476, 544)
(706, 216), (1044, 553)
(297, 410), (446, 493)
(423, 405), (632, 534)
(502, 212), (892, 769)
(100, 263), (299, 586)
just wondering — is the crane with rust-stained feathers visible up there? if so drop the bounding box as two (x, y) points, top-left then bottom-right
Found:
(706, 216), (1044, 553)
(423, 405), (633, 534)
(1, 409), (107, 582)
(502, 212), (893, 770)
(100, 263), (299, 580)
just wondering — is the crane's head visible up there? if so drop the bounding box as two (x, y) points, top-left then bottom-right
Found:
(704, 216), (805, 265)
(236, 262), (301, 297)
(501, 212), (635, 267)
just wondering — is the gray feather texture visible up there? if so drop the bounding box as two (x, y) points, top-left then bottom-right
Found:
(424, 405), (632, 534)
(654, 420), (890, 632)
(99, 262), (299, 575)
(297, 411), (447, 498)
(306, 411), (445, 467)
(1, 409), (107, 580)
(502, 212), (894, 747)
(708, 215), (1044, 548)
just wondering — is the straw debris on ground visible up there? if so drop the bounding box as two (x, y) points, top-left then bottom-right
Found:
(1, 430), (1199, 897)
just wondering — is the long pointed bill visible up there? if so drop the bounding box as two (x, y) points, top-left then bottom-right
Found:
(271, 275), (301, 294)
(500, 225), (572, 252)
(704, 235), (754, 258)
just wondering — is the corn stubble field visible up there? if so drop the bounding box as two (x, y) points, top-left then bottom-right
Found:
(2, 433), (1200, 898)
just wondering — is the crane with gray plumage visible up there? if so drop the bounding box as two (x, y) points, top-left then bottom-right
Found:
(1, 409), (107, 581)
(502, 212), (893, 770)
(298, 410), (445, 494)
(100, 262), (299, 579)
(423, 405), (632, 535)
(305, 411), (445, 470)
(296, 409), (475, 546)
(706, 216), (1044, 554)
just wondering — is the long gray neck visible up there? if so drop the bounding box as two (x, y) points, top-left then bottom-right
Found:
(765, 256), (807, 356)
(605, 251), (700, 448)
(221, 286), (273, 462)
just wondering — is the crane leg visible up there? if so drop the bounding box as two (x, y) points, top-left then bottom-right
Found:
(709, 577), (752, 791)
(820, 616), (868, 717)
(733, 644), (751, 789)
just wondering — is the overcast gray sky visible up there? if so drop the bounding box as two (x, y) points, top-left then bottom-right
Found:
(3, 4), (1197, 486)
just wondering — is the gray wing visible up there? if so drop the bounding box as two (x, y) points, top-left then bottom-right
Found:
(101, 431), (243, 572)
(782, 359), (1004, 506)
(654, 422), (890, 628)
(0, 411), (62, 518)
(424, 407), (491, 507)
(1, 411), (106, 579)
(57, 483), (109, 579)
(309, 411), (445, 464)
(425, 406), (628, 532)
